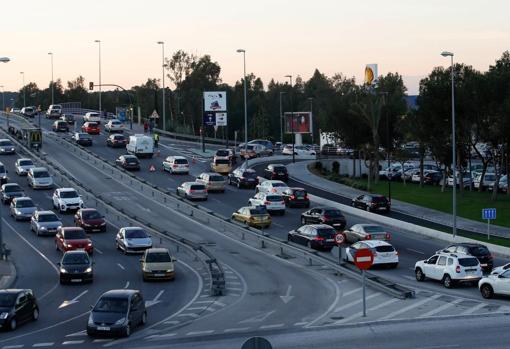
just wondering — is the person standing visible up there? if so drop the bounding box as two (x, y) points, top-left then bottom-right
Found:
(153, 132), (159, 148)
(143, 120), (148, 133)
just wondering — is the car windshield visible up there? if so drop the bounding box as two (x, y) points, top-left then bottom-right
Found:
(126, 158), (138, 164)
(250, 207), (268, 215)
(15, 199), (34, 208)
(273, 166), (287, 172)
(146, 252), (172, 263)
(33, 171), (50, 178)
(216, 150), (229, 156)
(82, 210), (102, 220)
(60, 191), (78, 198)
(19, 160), (33, 166)
(317, 228), (336, 238)
(272, 183), (286, 187)
(0, 294), (17, 307)
(113, 135), (125, 140)
(62, 253), (89, 265)
(209, 175), (224, 182)
(87, 123), (98, 127)
(294, 190), (306, 197)
(94, 297), (128, 313)
(266, 195), (283, 201)
(174, 159), (188, 164)
(243, 171), (257, 178)
(125, 229), (147, 239)
(215, 159), (230, 165)
(4, 185), (22, 192)
(468, 246), (490, 256)
(0, 141), (12, 146)
(38, 213), (59, 222)
(190, 185), (206, 190)
(375, 245), (395, 252)
(364, 225), (385, 233)
(372, 196), (388, 203)
(484, 174), (496, 181)
(0, 166), (4, 173)
(78, 133), (89, 139)
(459, 258), (479, 267)
(324, 209), (342, 217)
(65, 230), (87, 239)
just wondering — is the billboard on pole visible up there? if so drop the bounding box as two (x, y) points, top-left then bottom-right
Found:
(364, 64), (378, 86)
(284, 112), (312, 134)
(204, 91), (227, 111)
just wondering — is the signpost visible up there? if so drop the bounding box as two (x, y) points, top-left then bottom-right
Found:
(354, 248), (374, 317)
(335, 233), (346, 265)
(482, 208), (496, 240)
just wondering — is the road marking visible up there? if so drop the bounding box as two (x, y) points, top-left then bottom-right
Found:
(123, 281), (130, 289)
(240, 310), (276, 324)
(272, 222), (284, 228)
(335, 298), (400, 323)
(229, 293), (241, 297)
(163, 320), (180, 325)
(280, 285), (294, 304)
(380, 294), (441, 320)
(92, 339), (113, 343)
(94, 247), (103, 254)
(343, 287), (362, 297)
(406, 248), (425, 255)
(226, 287), (243, 291)
(228, 281), (242, 285)
(145, 290), (164, 308)
(32, 343), (54, 347)
(224, 327), (250, 333)
(333, 292), (382, 314)
(414, 345), (460, 349)
(461, 302), (487, 315)
(65, 330), (86, 337)
(419, 298), (463, 318)
(3, 346), (24, 349)
(62, 341), (84, 345)
(58, 290), (89, 309)
(186, 330), (214, 336)
(260, 324), (284, 329)
(294, 321), (309, 326)
(117, 263), (125, 270)
(146, 333), (177, 340)
(177, 313), (200, 318)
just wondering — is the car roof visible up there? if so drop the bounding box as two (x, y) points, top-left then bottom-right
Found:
(36, 210), (56, 215)
(355, 224), (383, 229)
(62, 227), (84, 232)
(268, 164), (286, 167)
(146, 247), (170, 254)
(170, 156), (187, 160)
(450, 242), (486, 248)
(3, 183), (21, 187)
(13, 196), (32, 201)
(289, 187), (306, 191)
(100, 289), (139, 298)
(122, 226), (144, 231)
(123, 154), (138, 159)
(359, 240), (392, 247)
(58, 188), (76, 192)
(266, 180), (286, 184)
(304, 224), (335, 229)
(63, 250), (89, 256)
(79, 208), (98, 213)
(17, 158), (32, 162)
(31, 167), (48, 172)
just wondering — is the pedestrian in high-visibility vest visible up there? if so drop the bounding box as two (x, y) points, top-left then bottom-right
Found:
(154, 132), (159, 148)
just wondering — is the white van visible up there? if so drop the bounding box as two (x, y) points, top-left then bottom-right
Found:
(83, 112), (101, 123)
(46, 104), (62, 118)
(126, 134), (154, 158)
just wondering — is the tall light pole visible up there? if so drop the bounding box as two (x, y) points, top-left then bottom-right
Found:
(308, 97), (314, 144)
(0, 56), (8, 259)
(279, 91), (286, 144)
(237, 49), (248, 159)
(48, 52), (54, 105)
(285, 75), (295, 163)
(157, 41), (166, 131)
(20, 72), (25, 107)
(94, 40), (102, 114)
(0, 86), (4, 112)
(441, 50), (457, 239)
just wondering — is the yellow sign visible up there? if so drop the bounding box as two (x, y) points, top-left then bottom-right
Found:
(365, 64), (378, 86)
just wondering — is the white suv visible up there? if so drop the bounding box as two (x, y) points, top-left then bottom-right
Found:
(415, 253), (482, 288)
(52, 188), (84, 212)
(248, 192), (286, 215)
(83, 112), (101, 123)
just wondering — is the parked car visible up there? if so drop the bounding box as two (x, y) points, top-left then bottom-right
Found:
(0, 289), (38, 330)
(255, 180), (289, 195)
(263, 164), (288, 181)
(61, 114), (75, 124)
(343, 224), (391, 243)
(52, 188), (84, 213)
(10, 197), (37, 221)
(55, 227), (93, 254)
(74, 208), (107, 233)
(116, 227), (153, 254)
(228, 168), (258, 188)
(231, 206), (271, 228)
(345, 240), (399, 268)
(351, 194), (390, 213)
(287, 224), (337, 251)
(479, 270), (510, 299)
(87, 290), (147, 337)
(115, 155), (140, 171)
(176, 182), (207, 200)
(105, 119), (124, 133)
(300, 206), (346, 230)
(162, 156), (189, 174)
(415, 253), (482, 288)
(321, 144), (340, 156)
(446, 171), (473, 188)
(1, 183), (24, 204)
(81, 122), (100, 135)
(473, 173), (496, 190)
(196, 172), (226, 192)
(52, 120), (69, 132)
(106, 134), (128, 148)
(140, 248), (176, 281)
(423, 170), (443, 185)
(282, 187), (310, 208)
(15, 158), (35, 176)
(73, 132), (93, 146)
(0, 139), (15, 154)
(437, 243), (493, 272)
(30, 210), (62, 236)
(27, 167), (53, 189)
(248, 192), (286, 215)
(58, 250), (94, 284)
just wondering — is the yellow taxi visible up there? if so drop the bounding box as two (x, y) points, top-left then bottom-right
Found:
(211, 158), (233, 174)
(231, 206), (271, 229)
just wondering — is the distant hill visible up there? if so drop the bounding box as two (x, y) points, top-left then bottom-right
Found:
(406, 95), (418, 110)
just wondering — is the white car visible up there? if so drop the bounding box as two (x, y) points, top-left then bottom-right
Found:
(256, 180), (289, 195)
(345, 240), (399, 268)
(411, 170), (439, 183)
(473, 173), (496, 189)
(415, 253), (482, 288)
(479, 270), (510, 298)
(116, 227), (153, 254)
(52, 188), (84, 212)
(104, 119), (124, 133)
(27, 167), (54, 189)
(248, 192), (286, 215)
(446, 172), (472, 188)
(83, 112), (101, 123)
(282, 145), (316, 156)
(162, 156), (189, 174)
(491, 263), (510, 275)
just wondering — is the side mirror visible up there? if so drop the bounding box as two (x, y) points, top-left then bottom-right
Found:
(171, 257), (177, 262)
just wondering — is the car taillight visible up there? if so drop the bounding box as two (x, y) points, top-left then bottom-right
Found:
(172, 164), (178, 168)
(385, 233), (391, 240)
(395, 251), (399, 256)
(189, 189), (195, 193)
(456, 266), (461, 273)
(240, 177), (245, 180)
(272, 188), (277, 193)
(304, 194), (308, 199)
(366, 234), (372, 240)
(290, 195), (296, 200)
(315, 237), (325, 241)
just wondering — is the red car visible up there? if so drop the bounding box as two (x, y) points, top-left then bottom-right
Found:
(81, 122), (100, 135)
(55, 227), (93, 254)
(74, 208), (106, 232)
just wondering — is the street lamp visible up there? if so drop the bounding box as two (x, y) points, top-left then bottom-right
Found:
(48, 52), (54, 105)
(20, 71), (25, 108)
(285, 75), (295, 163)
(279, 91), (286, 144)
(441, 50), (457, 239)
(237, 49), (248, 160)
(157, 41), (166, 131)
(0, 86), (4, 112)
(308, 97), (314, 144)
(94, 40), (102, 114)
(0, 57), (9, 63)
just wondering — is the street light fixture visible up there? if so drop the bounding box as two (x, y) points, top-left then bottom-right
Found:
(441, 50), (457, 239)
(20, 71), (25, 108)
(308, 97), (314, 144)
(0, 57), (9, 63)
(285, 75), (295, 163)
(94, 40), (102, 114)
(237, 49), (248, 161)
(157, 41), (166, 131)
(48, 52), (54, 105)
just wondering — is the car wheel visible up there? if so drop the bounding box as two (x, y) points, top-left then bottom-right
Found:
(301, 217), (306, 225)
(124, 323), (131, 337)
(9, 317), (16, 330)
(141, 311), (147, 325)
(32, 308), (39, 321)
(443, 274), (453, 288)
(480, 284), (494, 299)
(415, 268), (425, 281)
(391, 263), (398, 269)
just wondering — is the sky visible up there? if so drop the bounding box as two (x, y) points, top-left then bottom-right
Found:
(1, 0), (510, 95)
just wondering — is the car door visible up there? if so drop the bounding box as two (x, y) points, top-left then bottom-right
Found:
(422, 255), (440, 279)
(495, 270), (510, 295)
(433, 256), (447, 280)
(309, 209), (320, 223)
(348, 242), (363, 261)
(15, 292), (30, 322)
(294, 226), (307, 245)
(354, 195), (364, 208)
(130, 293), (144, 325)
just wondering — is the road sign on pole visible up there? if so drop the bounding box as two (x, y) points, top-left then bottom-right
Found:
(482, 208), (496, 240)
(354, 248), (374, 317)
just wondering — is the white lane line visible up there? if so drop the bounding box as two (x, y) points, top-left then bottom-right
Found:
(229, 293), (241, 297)
(3, 346), (24, 349)
(414, 345), (460, 349)
(293, 321), (309, 326)
(419, 298), (463, 318)
(224, 327), (250, 333)
(163, 320), (180, 325)
(94, 247), (103, 254)
(123, 281), (130, 289)
(228, 281), (242, 285)
(65, 330), (86, 337)
(146, 333), (177, 340)
(117, 263), (125, 270)
(186, 330), (214, 336)
(177, 313), (200, 318)
(194, 300), (213, 304)
(260, 324), (284, 329)
(226, 287), (243, 291)
(342, 287), (362, 297)
(92, 339), (113, 343)
(461, 302), (487, 315)
(407, 248), (425, 255)
(380, 294), (441, 320)
(335, 298), (400, 324)
(333, 292), (382, 314)
(62, 341), (84, 345)
(33, 344), (54, 347)
(186, 306), (216, 312)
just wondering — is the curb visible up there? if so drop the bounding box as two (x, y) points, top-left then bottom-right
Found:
(0, 261), (17, 289)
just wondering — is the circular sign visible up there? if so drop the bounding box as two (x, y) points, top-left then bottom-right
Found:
(354, 248), (374, 270)
(241, 337), (273, 349)
(335, 233), (345, 245)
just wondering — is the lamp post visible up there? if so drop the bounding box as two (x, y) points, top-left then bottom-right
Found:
(0, 86), (4, 112)
(157, 41), (166, 131)
(441, 50), (457, 239)
(20, 72), (25, 108)
(308, 97), (314, 144)
(285, 75), (295, 163)
(236, 49), (248, 161)
(0, 57), (8, 259)
(48, 52), (54, 105)
(279, 91), (286, 144)
(94, 40), (102, 114)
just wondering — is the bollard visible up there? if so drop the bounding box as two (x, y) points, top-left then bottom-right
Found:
(176, 245), (180, 253)
(160, 237), (163, 245)
(261, 239), (266, 249)
(242, 232), (245, 240)
(309, 257), (313, 266)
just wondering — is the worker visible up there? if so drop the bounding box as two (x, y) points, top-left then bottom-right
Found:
(154, 132), (160, 148)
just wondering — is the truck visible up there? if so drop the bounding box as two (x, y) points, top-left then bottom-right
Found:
(126, 134), (154, 158)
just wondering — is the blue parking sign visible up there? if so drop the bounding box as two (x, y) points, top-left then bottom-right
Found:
(482, 208), (496, 220)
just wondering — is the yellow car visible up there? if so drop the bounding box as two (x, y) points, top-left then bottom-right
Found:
(211, 158), (233, 174)
(231, 206), (271, 229)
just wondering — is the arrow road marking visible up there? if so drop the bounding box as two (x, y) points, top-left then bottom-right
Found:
(280, 285), (294, 304)
(58, 290), (89, 309)
(145, 290), (164, 308)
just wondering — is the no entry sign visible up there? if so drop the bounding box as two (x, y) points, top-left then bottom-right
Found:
(354, 248), (374, 270)
(335, 233), (345, 245)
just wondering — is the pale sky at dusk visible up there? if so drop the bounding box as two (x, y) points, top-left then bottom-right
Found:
(1, 0), (509, 95)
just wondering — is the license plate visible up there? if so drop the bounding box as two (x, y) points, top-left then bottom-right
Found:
(481, 263), (487, 267)
(278, 172), (284, 175)
(326, 239), (334, 242)
(98, 326), (110, 331)
(154, 273), (165, 277)
(378, 207), (386, 210)
(71, 279), (82, 282)
(93, 229), (100, 232)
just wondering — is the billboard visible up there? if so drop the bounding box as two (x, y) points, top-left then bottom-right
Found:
(364, 64), (378, 86)
(204, 91), (227, 111)
(284, 112), (312, 134)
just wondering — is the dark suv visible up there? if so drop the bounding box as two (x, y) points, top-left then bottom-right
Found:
(282, 187), (310, 208)
(438, 243), (493, 272)
(351, 194), (391, 213)
(300, 206), (346, 230)
(288, 224), (338, 251)
(263, 164), (288, 181)
(0, 289), (39, 330)
(228, 168), (259, 188)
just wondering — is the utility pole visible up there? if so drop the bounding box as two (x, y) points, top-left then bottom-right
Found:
(285, 75), (295, 163)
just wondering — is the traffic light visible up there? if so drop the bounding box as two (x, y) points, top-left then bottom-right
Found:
(89, 82), (94, 91)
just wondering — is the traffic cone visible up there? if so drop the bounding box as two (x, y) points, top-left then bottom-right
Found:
(149, 164), (156, 172)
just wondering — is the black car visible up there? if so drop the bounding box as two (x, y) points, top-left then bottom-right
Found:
(263, 164), (288, 181)
(0, 289), (39, 330)
(1, 183), (24, 204)
(106, 134), (128, 148)
(351, 194), (390, 213)
(424, 171), (443, 185)
(52, 120), (69, 132)
(116, 155), (140, 171)
(74, 133), (93, 146)
(282, 187), (310, 208)
(439, 243), (493, 271)
(300, 206), (346, 230)
(87, 289), (147, 337)
(228, 168), (258, 188)
(58, 250), (94, 284)
(288, 224), (337, 251)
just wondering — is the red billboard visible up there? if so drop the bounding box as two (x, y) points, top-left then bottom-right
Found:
(284, 112), (312, 134)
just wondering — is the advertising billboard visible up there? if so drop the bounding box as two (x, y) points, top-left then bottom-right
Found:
(284, 112), (312, 134)
(204, 91), (227, 111)
(364, 64), (378, 86)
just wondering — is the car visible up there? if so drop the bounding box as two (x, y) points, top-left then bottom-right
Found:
(255, 180), (289, 195)
(351, 194), (390, 213)
(300, 207), (346, 230)
(9, 197), (37, 221)
(106, 134), (128, 148)
(116, 155), (140, 171)
(30, 210), (62, 236)
(61, 114), (75, 124)
(345, 240), (399, 268)
(0, 162), (8, 184)
(282, 187), (310, 208)
(446, 171), (472, 188)
(116, 227), (152, 254)
(1, 183), (24, 204)
(227, 168), (258, 188)
(81, 122), (100, 135)
(287, 224), (338, 251)
(10, 108), (21, 113)
(231, 205), (272, 228)
(73, 132), (93, 146)
(321, 144), (341, 156)
(245, 139), (273, 154)
(437, 243), (493, 272)
(492, 263), (510, 275)
(55, 227), (93, 254)
(411, 170), (439, 183)
(140, 248), (176, 281)
(21, 106), (36, 118)
(196, 172), (226, 192)
(214, 148), (235, 163)
(0, 139), (15, 154)
(493, 175), (508, 193)
(58, 250), (94, 284)
(0, 289), (39, 330)
(87, 289), (147, 337)
(210, 158), (233, 174)
(423, 170), (443, 185)
(282, 144), (316, 156)
(15, 158), (35, 176)
(27, 167), (54, 189)
(162, 156), (189, 174)
(83, 112), (101, 123)
(479, 270), (510, 299)
(52, 120), (69, 132)
(415, 253), (483, 288)
(105, 119), (124, 133)
(52, 188), (84, 213)
(343, 224), (391, 243)
(248, 192), (286, 215)
(46, 104), (62, 118)
(263, 164), (288, 181)
(74, 208), (107, 233)
(239, 144), (267, 159)
(176, 182), (207, 200)
(473, 173), (496, 190)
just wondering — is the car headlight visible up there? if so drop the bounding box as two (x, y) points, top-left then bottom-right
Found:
(85, 267), (92, 273)
(0, 312), (9, 319)
(40, 226), (47, 231)
(15, 210), (21, 215)
(114, 317), (126, 325)
(166, 269), (173, 273)
(88, 315), (94, 325)
(83, 223), (91, 227)
(60, 268), (67, 273)
(57, 225), (62, 229)
(100, 222), (106, 226)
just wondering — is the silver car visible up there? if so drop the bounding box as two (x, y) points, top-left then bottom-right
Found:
(0, 139), (15, 155)
(30, 210), (62, 236)
(0, 162), (7, 184)
(196, 172), (226, 192)
(15, 158), (35, 176)
(28, 167), (54, 189)
(10, 197), (37, 221)
(116, 227), (153, 254)
(176, 182), (208, 200)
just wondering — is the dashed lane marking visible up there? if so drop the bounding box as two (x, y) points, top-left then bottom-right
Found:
(186, 330), (214, 336)
(32, 344), (54, 347)
(226, 287), (243, 291)
(92, 339), (113, 343)
(146, 333), (177, 340)
(419, 298), (463, 318)
(163, 320), (180, 325)
(62, 341), (84, 345)
(293, 322), (309, 326)
(342, 287), (363, 297)
(65, 330), (86, 337)
(177, 313), (200, 318)
(117, 263), (125, 270)
(461, 302), (488, 315)
(379, 294), (442, 320)
(260, 324), (284, 329)
(186, 306), (216, 312)
(3, 346), (24, 349)
(224, 327), (250, 333)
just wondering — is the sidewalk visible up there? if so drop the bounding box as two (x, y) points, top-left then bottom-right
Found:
(287, 160), (510, 237)
(0, 260), (16, 289)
